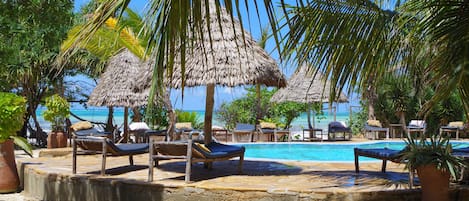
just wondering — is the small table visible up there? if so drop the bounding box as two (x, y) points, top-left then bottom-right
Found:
(302, 128), (324, 141)
(389, 124), (404, 138)
(212, 129), (229, 142)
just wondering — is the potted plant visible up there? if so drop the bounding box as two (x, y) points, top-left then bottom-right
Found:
(0, 92), (33, 193)
(400, 134), (466, 201)
(42, 94), (70, 148)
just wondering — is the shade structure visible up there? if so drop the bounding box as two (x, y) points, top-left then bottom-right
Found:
(270, 64), (348, 129)
(132, 1), (287, 144)
(88, 49), (149, 108)
(88, 48), (152, 142)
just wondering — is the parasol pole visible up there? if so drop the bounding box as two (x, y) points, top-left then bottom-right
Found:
(203, 84), (215, 145)
(256, 84), (261, 125)
(307, 103), (312, 129)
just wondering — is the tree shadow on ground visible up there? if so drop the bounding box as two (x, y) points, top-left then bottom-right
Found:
(86, 165), (148, 175)
(155, 160), (303, 181)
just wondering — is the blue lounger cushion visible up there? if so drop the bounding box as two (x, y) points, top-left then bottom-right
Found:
(355, 148), (402, 159)
(74, 128), (110, 137)
(235, 123), (255, 131)
(192, 142), (245, 159)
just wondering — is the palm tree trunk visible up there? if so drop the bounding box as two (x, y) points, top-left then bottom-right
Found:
(163, 90), (176, 141)
(203, 84), (215, 145)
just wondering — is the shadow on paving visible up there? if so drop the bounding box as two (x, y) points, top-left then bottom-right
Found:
(301, 170), (415, 189)
(86, 165), (148, 175)
(155, 160), (303, 181)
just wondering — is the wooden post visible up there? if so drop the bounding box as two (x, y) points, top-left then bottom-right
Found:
(203, 84), (215, 145)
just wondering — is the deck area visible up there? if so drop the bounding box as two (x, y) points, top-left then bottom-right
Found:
(9, 146), (469, 201)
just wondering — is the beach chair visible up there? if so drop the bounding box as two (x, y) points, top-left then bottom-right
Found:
(354, 147), (415, 187)
(440, 121), (465, 140)
(148, 138), (245, 183)
(70, 121), (113, 143)
(407, 120), (426, 138)
(175, 122), (201, 140)
(129, 122), (150, 142)
(257, 122), (291, 142)
(364, 120), (390, 140)
(327, 121), (352, 141)
(232, 123), (256, 142)
(72, 136), (149, 175)
(354, 148), (404, 173)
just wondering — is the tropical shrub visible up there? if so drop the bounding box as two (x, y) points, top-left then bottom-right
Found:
(0, 92), (32, 155)
(42, 94), (70, 131)
(176, 110), (203, 129)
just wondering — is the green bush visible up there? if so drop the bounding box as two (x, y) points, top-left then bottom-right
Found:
(42, 94), (70, 131)
(0, 92), (26, 141)
(0, 92), (32, 155)
(176, 110), (203, 129)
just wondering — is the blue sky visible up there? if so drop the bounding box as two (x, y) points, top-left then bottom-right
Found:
(73, 0), (360, 112)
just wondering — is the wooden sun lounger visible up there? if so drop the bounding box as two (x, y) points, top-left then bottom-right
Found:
(148, 138), (245, 183)
(354, 148), (403, 173)
(72, 136), (148, 175)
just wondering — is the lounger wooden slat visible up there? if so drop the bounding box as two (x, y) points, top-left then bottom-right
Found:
(148, 138), (245, 183)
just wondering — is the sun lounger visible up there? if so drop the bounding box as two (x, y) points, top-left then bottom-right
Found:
(354, 147), (416, 187)
(328, 121), (352, 141)
(364, 120), (389, 140)
(148, 138), (245, 183)
(257, 122), (291, 142)
(407, 120), (426, 138)
(232, 123), (256, 142)
(72, 136), (148, 175)
(354, 148), (403, 173)
(440, 121), (465, 140)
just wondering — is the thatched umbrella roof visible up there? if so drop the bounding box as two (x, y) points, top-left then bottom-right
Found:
(270, 65), (348, 129)
(132, 1), (286, 144)
(132, 1), (286, 90)
(270, 65), (348, 103)
(88, 49), (153, 142)
(88, 49), (149, 108)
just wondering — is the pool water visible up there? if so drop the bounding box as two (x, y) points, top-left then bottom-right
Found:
(239, 142), (469, 162)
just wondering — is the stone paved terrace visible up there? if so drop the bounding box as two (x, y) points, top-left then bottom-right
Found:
(7, 142), (469, 201)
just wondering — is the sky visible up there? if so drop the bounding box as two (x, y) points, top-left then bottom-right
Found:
(72, 0), (360, 112)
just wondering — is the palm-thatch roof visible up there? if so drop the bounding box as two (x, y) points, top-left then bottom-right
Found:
(131, 1), (286, 144)
(88, 49), (150, 108)
(271, 65), (348, 103)
(132, 1), (286, 90)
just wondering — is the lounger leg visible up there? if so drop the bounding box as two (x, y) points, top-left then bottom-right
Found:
(381, 160), (387, 172)
(148, 138), (154, 182)
(129, 155), (134, 166)
(101, 140), (107, 176)
(238, 154), (244, 174)
(185, 140), (193, 183)
(72, 138), (77, 174)
(354, 148), (359, 173)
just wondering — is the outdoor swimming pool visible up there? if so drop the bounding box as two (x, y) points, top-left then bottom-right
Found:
(239, 141), (469, 162)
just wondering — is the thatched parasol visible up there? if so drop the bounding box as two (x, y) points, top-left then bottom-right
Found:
(270, 64), (348, 128)
(133, 1), (287, 144)
(88, 48), (150, 141)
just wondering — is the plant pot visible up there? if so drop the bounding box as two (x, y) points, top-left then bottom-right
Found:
(416, 165), (450, 201)
(56, 131), (67, 148)
(47, 132), (58, 149)
(0, 139), (20, 193)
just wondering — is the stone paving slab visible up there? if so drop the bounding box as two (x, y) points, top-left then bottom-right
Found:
(8, 146), (469, 200)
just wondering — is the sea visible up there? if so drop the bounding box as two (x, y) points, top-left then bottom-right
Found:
(35, 105), (358, 132)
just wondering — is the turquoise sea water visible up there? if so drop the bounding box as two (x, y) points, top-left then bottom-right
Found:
(241, 142), (469, 162)
(35, 106), (353, 131)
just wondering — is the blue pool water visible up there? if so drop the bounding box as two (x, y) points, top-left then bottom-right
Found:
(240, 142), (469, 162)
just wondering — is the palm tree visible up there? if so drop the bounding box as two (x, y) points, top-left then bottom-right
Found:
(61, 0), (469, 141)
(281, 0), (469, 117)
